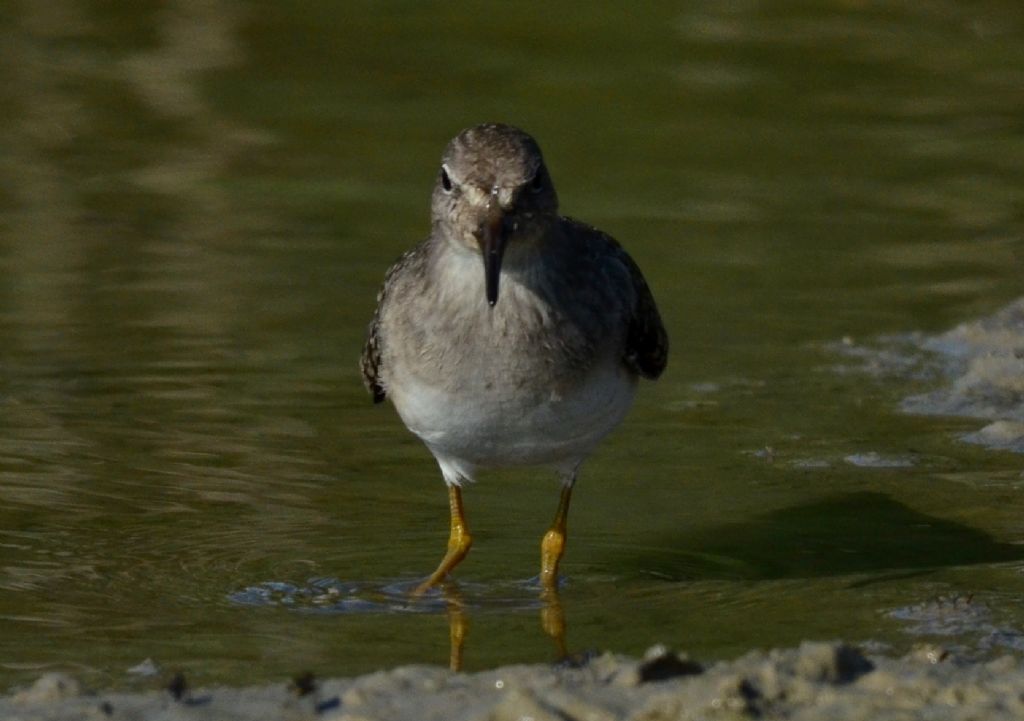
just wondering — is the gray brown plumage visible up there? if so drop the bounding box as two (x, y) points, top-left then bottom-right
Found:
(359, 123), (667, 591)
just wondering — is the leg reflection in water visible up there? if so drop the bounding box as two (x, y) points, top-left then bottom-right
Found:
(439, 583), (569, 672)
(441, 582), (468, 672)
(540, 585), (567, 660)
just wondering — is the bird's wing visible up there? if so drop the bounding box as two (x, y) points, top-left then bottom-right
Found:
(360, 243), (430, 404)
(360, 304), (387, 403)
(620, 246), (668, 380)
(565, 217), (669, 380)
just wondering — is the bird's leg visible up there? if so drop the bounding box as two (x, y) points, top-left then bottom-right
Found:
(540, 481), (574, 588)
(540, 480), (574, 658)
(414, 484), (473, 596)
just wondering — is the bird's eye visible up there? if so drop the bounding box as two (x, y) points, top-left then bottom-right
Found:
(529, 170), (544, 193)
(440, 167), (453, 193)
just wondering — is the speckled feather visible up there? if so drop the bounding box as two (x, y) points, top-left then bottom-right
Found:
(360, 217), (666, 402)
(359, 124), (667, 480)
(360, 243), (428, 404)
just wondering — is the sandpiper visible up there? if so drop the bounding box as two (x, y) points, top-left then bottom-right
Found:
(361, 123), (667, 594)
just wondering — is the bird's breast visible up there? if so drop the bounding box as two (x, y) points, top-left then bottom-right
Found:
(388, 350), (637, 469)
(382, 259), (635, 468)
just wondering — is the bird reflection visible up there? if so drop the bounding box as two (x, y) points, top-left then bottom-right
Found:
(437, 582), (568, 672)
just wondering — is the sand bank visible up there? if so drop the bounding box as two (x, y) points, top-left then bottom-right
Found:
(6, 641), (1024, 720)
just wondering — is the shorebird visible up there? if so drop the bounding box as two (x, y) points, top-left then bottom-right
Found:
(361, 123), (667, 594)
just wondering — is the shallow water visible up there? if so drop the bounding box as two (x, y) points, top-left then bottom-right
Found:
(2, 0), (1024, 690)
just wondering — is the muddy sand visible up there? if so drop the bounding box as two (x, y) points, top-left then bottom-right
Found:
(836, 295), (1024, 455)
(6, 641), (1024, 720)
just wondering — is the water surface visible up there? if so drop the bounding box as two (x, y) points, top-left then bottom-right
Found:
(2, 0), (1024, 690)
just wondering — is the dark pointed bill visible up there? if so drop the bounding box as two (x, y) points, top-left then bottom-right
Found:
(481, 198), (506, 306)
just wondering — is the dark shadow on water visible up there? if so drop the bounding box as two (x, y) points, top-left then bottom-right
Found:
(624, 492), (1024, 582)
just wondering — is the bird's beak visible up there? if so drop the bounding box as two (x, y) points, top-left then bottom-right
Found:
(479, 196), (507, 307)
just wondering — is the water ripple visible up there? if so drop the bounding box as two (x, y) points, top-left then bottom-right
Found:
(228, 577), (549, 614)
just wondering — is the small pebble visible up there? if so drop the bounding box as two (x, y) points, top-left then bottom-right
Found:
(13, 673), (81, 703)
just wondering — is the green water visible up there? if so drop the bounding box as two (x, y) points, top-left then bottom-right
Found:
(2, 0), (1024, 690)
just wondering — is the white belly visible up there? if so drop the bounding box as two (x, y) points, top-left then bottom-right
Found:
(389, 357), (637, 483)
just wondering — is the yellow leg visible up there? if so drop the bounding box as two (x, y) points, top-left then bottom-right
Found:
(540, 483), (573, 589)
(414, 485), (473, 596)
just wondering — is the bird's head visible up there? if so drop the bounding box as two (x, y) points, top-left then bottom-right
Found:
(431, 123), (559, 306)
